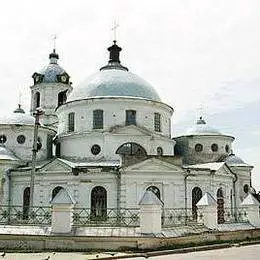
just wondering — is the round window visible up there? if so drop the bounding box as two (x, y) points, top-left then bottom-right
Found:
(225, 144), (230, 153)
(157, 147), (163, 156)
(195, 143), (203, 152)
(211, 143), (218, 152)
(243, 184), (249, 194)
(0, 135), (7, 144)
(17, 135), (26, 144)
(91, 144), (101, 155)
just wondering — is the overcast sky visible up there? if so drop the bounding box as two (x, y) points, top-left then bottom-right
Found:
(0, 0), (259, 190)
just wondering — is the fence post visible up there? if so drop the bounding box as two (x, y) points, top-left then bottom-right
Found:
(139, 190), (163, 234)
(241, 193), (260, 227)
(51, 189), (76, 234)
(197, 192), (218, 229)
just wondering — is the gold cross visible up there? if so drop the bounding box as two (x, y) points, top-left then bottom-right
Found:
(52, 34), (57, 50)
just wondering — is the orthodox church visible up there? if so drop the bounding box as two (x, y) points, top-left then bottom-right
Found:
(0, 40), (254, 223)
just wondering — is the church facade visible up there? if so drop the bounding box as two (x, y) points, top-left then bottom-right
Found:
(0, 41), (253, 224)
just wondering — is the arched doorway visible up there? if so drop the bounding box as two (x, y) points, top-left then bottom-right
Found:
(52, 186), (64, 200)
(91, 186), (107, 219)
(23, 187), (30, 220)
(192, 187), (202, 220)
(217, 188), (225, 224)
(146, 185), (161, 200)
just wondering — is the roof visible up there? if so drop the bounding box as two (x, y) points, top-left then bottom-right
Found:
(241, 193), (260, 206)
(0, 145), (20, 161)
(197, 192), (217, 206)
(184, 162), (225, 171)
(139, 190), (163, 206)
(225, 154), (251, 167)
(185, 117), (222, 136)
(67, 41), (161, 102)
(0, 105), (35, 125)
(51, 188), (76, 205)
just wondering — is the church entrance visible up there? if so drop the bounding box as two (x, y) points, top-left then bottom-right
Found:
(217, 188), (225, 224)
(91, 186), (107, 220)
(23, 187), (30, 220)
(192, 187), (202, 220)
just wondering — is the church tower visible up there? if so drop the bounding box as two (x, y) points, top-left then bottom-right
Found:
(30, 49), (72, 129)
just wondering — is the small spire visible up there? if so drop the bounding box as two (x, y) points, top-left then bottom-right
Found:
(13, 104), (25, 114)
(49, 49), (59, 64)
(197, 116), (206, 125)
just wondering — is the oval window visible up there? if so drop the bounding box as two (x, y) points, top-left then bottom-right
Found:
(91, 144), (101, 155)
(0, 135), (7, 144)
(17, 135), (26, 144)
(211, 143), (218, 152)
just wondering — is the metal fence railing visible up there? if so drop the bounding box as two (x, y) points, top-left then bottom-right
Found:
(0, 205), (51, 226)
(72, 208), (140, 227)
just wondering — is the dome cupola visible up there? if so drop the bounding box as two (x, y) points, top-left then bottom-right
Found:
(67, 41), (161, 102)
(32, 49), (70, 85)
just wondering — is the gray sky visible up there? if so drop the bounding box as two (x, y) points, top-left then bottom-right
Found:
(0, 0), (259, 190)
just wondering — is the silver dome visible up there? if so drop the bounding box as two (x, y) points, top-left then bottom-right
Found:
(225, 154), (249, 166)
(40, 63), (65, 83)
(0, 144), (20, 161)
(186, 117), (222, 135)
(67, 69), (161, 102)
(0, 105), (35, 126)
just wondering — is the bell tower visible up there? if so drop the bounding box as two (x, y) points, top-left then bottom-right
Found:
(30, 49), (72, 129)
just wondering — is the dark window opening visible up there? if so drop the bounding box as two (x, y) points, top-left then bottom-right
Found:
(91, 186), (107, 219)
(195, 143), (203, 152)
(0, 135), (7, 144)
(55, 143), (61, 158)
(34, 92), (40, 109)
(147, 186), (161, 199)
(91, 144), (101, 155)
(52, 186), (64, 200)
(68, 112), (75, 132)
(211, 143), (218, 152)
(116, 142), (146, 156)
(126, 110), (136, 126)
(58, 90), (67, 106)
(23, 187), (30, 220)
(217, 188), (225, 224)
(17, 135), (26, 144)
(154, 113), (161, 132)
(93, 110), (103, 129)
(157, 147), (163, 156)
(192, 187), (202, 220)
(243, 184), (249, 194)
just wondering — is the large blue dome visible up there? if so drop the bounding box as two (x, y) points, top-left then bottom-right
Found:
(67, 68), (161, 102)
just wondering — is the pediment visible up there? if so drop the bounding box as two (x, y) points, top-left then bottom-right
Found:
(38, 159), (72, 173)
(110, 125), (152, 136)
(125, 158), (183, 172)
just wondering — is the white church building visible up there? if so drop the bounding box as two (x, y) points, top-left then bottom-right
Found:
(0, 41), (254, 226)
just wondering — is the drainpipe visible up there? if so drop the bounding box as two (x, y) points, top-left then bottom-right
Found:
(6, 169), (11, 224)
(116, 167), (121, 211)
(225, 164), (238, 221)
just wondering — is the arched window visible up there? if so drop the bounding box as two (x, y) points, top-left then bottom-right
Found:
(34, 92), (40, 109)
(58, 90), (67, 106)
(52, 186), (64, 200)
(157, 147), (163, 156)
(147, 186), (161, 199)
(93, 110), (103, 129)
(91, 186), (107, 219)
(192, 187), (202, 220)
(154, 113), (161, 132)
(68, 112), (75, 132)
(217, 187), (225, 224)
(116, 142), (146, 156)
(23, 187), (30, 220)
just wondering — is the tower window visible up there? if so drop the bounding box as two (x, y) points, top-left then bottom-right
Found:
(17, 135), (26, 144)
(58, 90), (67, 106)
(154, 113), (161, 132)
(157, 147), (163, 156)
(126, 110), (136, 126)
(68, 112), (75, 132)
(93, 110), (103, 129)
(34, 92), (40, 109)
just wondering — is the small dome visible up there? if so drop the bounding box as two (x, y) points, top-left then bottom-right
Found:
(0, 105), (35, 125)
(67, 41), (161, 102)
(225, 154), (249, 167)
(33, 49), (70, 84)
(186, 117), (222, 135)
(0, 144), (20, 161)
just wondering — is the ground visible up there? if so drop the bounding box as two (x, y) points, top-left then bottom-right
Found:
(0, 244), (260, 259)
